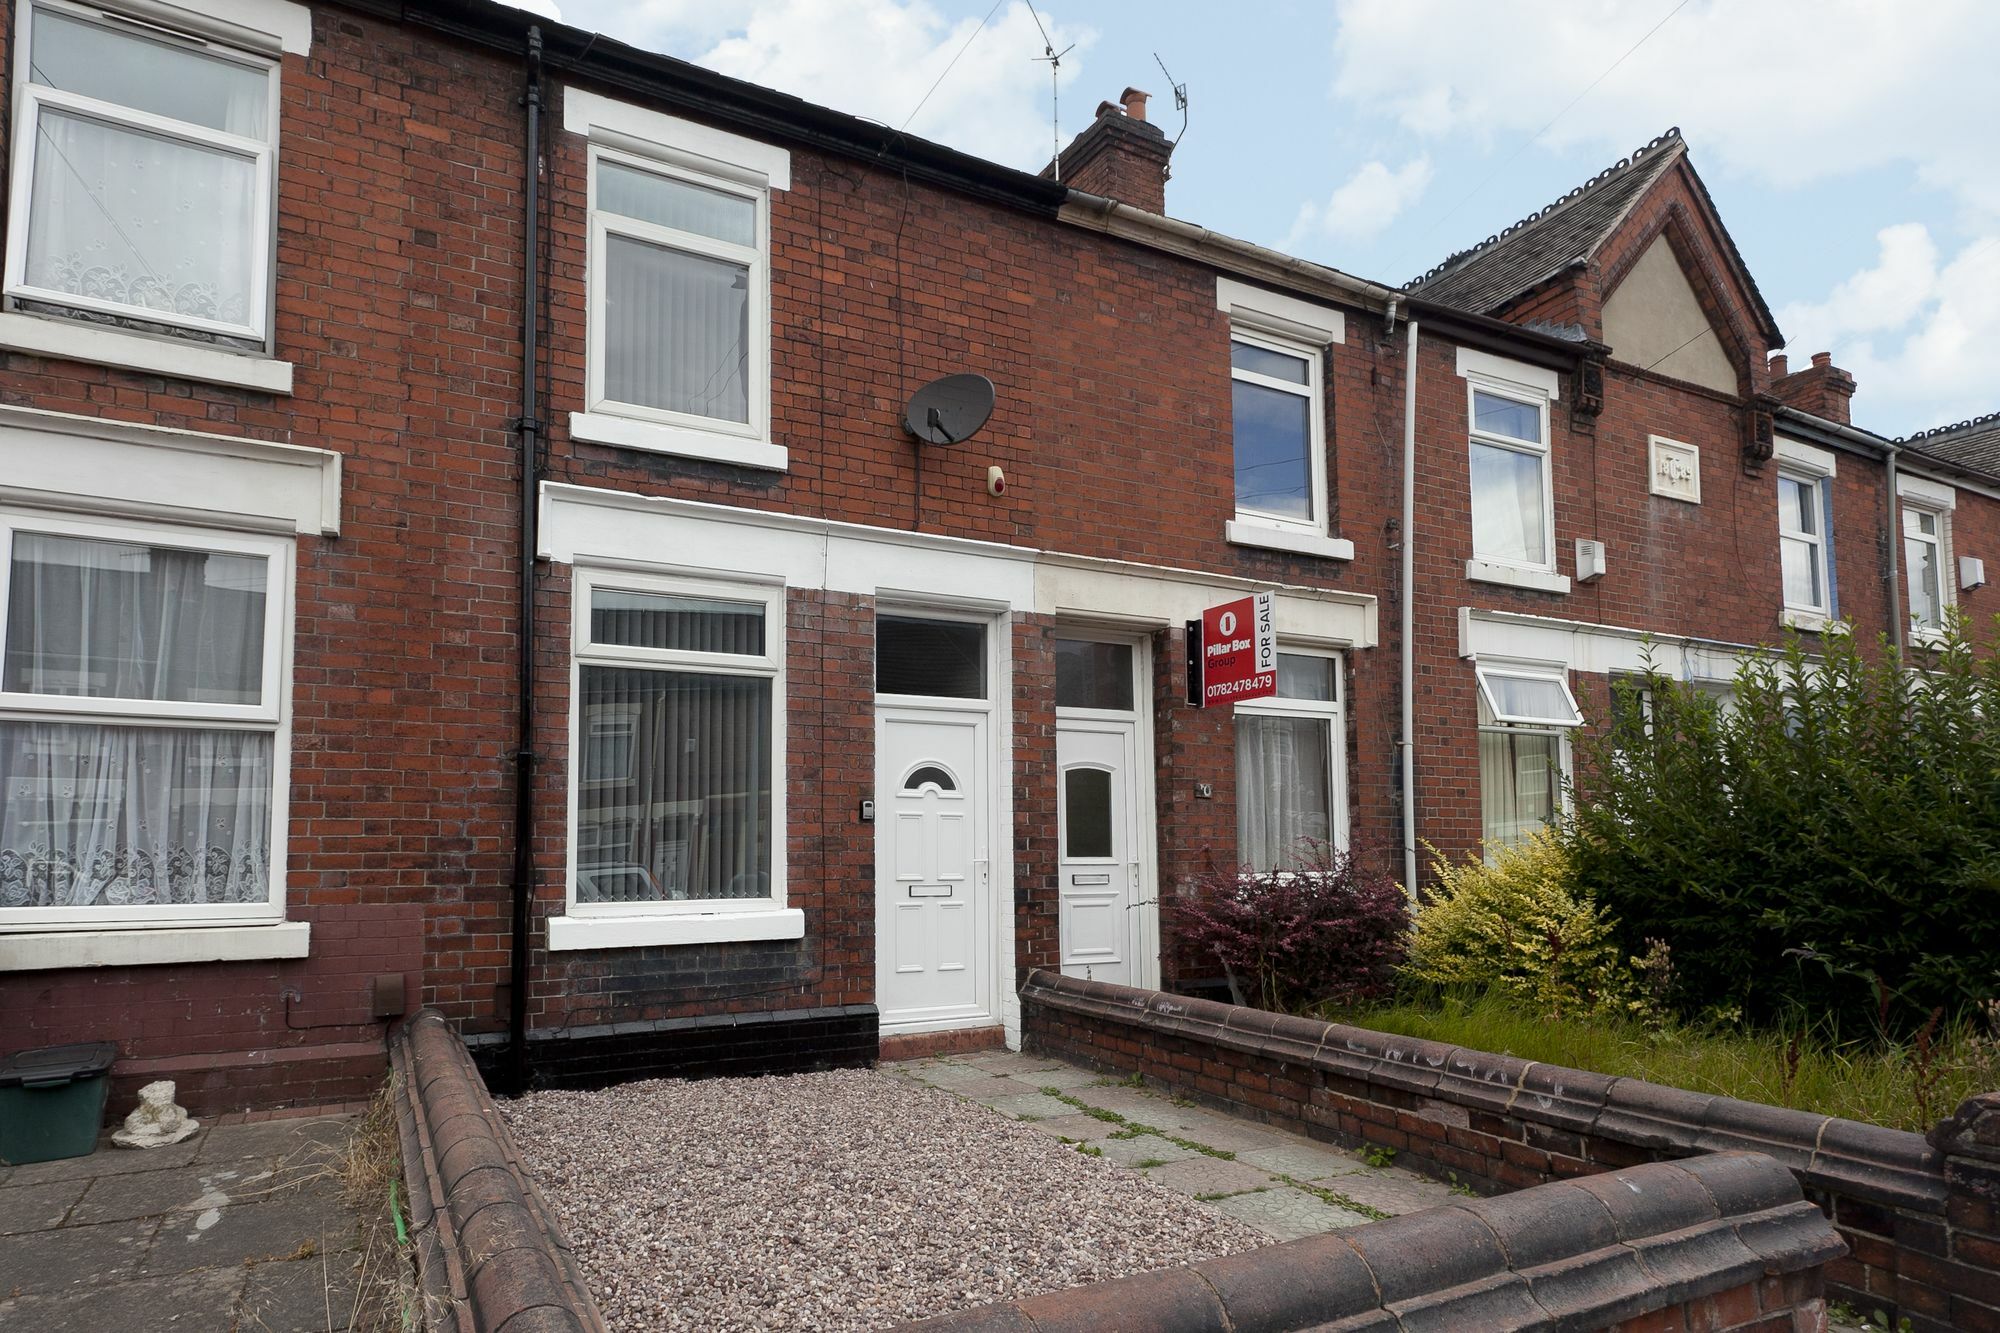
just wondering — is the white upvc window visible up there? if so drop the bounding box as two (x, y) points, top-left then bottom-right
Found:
(579, 142), (777, 468)
(1777, 469), (1832, 623)
(1466, 376), (1556, 574)
(1234, 649), (1347, 873)
(564, 568), (789, 930)
(1898, 477), (1956, 646)
(1229, 329), (1326, 533)
(0, 508), (293, 930)
(4, 1), (279, 344)
(1474, 661), (1577, 850)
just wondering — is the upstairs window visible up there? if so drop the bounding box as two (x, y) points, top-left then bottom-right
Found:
(1229, 331), (1324, 532)
(1904, 505), (1946, 637)
(1467, 382), (1554, 571)
(5, 2), (279, 344)
(1777, 470), (1831, 620)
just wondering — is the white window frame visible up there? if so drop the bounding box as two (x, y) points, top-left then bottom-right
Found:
(1473, 660), (1575, 851)
(1898, 476), (1956, 647)
(3, 0), (280, 345)
(558, 566), (794, 943)
(1465, 372), (1558, 578)
(1233, 646), (1349, 869)
(0, 505), (293, 931)
(1228, 325), (1328, 536)
(576, 141), (779, 470)
(1777, 467), (1833, 627)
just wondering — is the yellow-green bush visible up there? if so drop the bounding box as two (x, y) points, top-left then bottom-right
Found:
(1407, 831), (1630, 1017)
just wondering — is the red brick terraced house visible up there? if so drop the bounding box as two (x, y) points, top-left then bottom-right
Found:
(0, 0), (1993, 1109)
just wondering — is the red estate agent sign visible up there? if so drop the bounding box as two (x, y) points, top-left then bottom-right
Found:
(1186, 592), (1277, 707)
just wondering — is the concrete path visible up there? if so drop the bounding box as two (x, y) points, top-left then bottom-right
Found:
(885, 1048), (1468, 1242)
(0, 1113), (370, 1332)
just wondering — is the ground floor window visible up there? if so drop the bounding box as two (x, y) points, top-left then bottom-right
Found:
(569, 571), (783, 912)
(1473, 662), (1579, 850)
(1235, 650), (1344, 872)
(0, 510), (291, 925)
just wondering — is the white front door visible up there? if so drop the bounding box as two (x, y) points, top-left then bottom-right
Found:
(876, 707), (992, 1030)
(1056, 717), (1144, 986)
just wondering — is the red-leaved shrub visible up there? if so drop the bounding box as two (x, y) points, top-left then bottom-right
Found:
(1167, 842), (1410, 1012)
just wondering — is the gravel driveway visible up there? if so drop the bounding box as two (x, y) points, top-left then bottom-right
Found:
(503, 1065), (1267, 1331)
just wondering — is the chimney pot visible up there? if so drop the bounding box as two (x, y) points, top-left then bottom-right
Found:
(1811, 351), (1832, 369)
(1094, 99), (1120, 121)
(1769, 353), (1789, 378)
(1120, 87), (1151, 122)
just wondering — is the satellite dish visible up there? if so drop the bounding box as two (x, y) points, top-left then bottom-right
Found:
(904, 373), (995, 446)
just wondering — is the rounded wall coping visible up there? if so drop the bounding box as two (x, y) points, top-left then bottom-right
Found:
(391, 1009), (607, 1333)
(1018, 968), (1950, 1212)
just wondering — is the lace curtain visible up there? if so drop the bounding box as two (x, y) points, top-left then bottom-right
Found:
(1, 535), (272, 910)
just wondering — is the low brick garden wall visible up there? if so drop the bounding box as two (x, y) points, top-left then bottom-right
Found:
(905, 1150), (1842, 1332)
(1021, 969), (2000, 1333)
(391, 1010), (606, 1333)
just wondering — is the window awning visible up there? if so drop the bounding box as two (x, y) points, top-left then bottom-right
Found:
(1475, 663), (1582, 728)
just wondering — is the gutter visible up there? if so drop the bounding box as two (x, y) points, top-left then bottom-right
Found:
(506, 26), (545, 1096)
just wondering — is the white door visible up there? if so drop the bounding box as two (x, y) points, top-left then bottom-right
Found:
(876, 708), (992, 1030)
(1057, 718), (1143, 985)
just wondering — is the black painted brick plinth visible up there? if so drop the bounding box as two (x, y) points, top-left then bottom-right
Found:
(471, 1004), (879, 1091)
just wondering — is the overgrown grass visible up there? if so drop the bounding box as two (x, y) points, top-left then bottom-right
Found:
(1324, 990), (2000, 1133)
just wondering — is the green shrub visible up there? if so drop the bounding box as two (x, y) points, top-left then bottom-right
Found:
(1561, 618), (2000, 1036)
(1406, 831), (1630, 1017)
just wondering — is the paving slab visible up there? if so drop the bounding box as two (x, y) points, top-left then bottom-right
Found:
(1237, 1141), (1373, 1180)
(0, 1177), (90, 1235)
(959, 1076), (1051, 1106)
(0, 1214), (163, 1295)
(953, 1051), (1073, 1078)
(990, 1092), (1078, 1121)
(4, 1138), (203, 1186)
(147, 1190), (362, 1271)
(1328, 1168), (1463, 1215)
(1142, 1155), (1277, 1199)
(67, 1159), (272, 1226)
(1020, 1113), (1125, 1143)
(195, 1116), (353, 1165)
(1205, 1185), (1376, 1240)
(0, 1264), (244, 1331)
(237, 1247), (366, 1332)
(1093, 1134), (1200, 1168)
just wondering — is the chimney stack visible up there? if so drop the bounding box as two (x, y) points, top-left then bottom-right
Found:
(1767, 350), (1857, 426)
(1043, 85), (1173, 215)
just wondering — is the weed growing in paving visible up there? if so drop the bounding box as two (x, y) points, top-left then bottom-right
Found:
(1039, 1088), (1236, 1159)
(1359, 1144), (1397, 1168)
(1271, 1173), (1390, 1221)
(1192, 1187), (1267, 1202)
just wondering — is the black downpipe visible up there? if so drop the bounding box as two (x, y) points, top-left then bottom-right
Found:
(506, 27), (544, 1096)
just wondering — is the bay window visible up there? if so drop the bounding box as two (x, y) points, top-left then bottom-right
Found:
(5, 1), (279, 344)
(0, 511), (291, 927)
(1235, 651), (1346, 872)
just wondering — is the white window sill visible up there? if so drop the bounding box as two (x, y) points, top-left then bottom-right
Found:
(548, 907), (805, 951)
(570, 411), (787, 471)
(1466, 559), (1571, 595)
(0, 921), (309, 972)
(0, 313), (293, 395)
(1780, 608), (1844, 633)
(1225, 520), (1355, 561)
(1910, 627), (1950, 649)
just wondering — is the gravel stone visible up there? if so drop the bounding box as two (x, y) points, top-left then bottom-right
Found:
(502, 1067), (1268, 1331)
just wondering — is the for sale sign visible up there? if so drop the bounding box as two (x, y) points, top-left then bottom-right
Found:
(1186, 592), (1277, 707)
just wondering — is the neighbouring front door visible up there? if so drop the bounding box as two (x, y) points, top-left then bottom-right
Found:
(1054, 634), (1154, 986)
(875, 706), (992, 1031)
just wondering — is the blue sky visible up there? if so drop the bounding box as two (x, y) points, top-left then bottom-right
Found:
(525, 0), (1999, 439)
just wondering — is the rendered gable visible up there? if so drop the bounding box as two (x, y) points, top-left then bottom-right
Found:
(1602, 234), (1738, 393)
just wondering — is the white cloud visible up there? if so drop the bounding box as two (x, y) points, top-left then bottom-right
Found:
(1328, 0), (2000, 219)
(1285, 157), (1434, 251)
(1779, 227), (2000, 433)
(557, 0), (1093, 171)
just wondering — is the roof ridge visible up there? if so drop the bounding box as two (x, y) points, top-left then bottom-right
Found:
(1900, 410), (2000, 445)
(1408, 127), (1684, 289)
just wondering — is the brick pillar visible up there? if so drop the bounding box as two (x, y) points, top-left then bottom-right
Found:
(1929, 1092), (2000, 1331)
